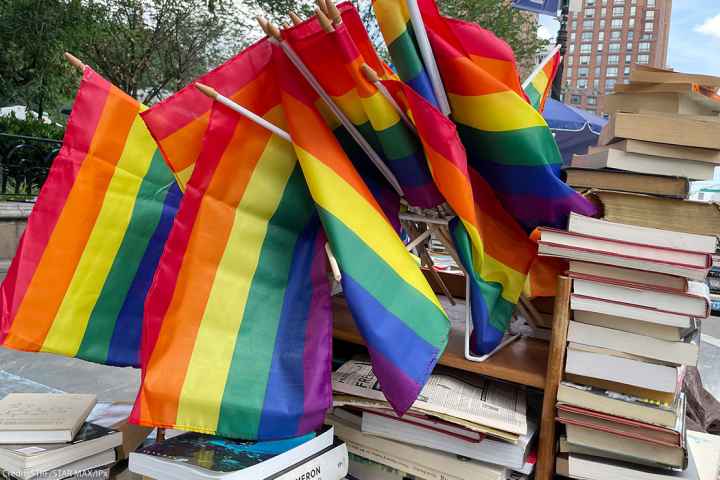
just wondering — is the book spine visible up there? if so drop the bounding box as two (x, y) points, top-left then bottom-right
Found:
(272, 444), (349, 480)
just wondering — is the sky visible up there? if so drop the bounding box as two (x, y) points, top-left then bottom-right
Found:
(538, 1), (720, 76)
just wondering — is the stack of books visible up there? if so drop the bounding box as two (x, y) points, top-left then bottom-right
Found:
(565, 65), (720, 237)
(328, 359), (536, 480)
(0, 393), (121, 480)
(538, 213), (716, 480)
(129, 426), (348, 480)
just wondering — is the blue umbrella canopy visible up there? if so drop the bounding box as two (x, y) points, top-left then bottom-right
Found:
(543, 98), (607, 165)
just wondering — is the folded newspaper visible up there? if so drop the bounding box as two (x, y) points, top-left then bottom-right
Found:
(332, 360), (527, 437)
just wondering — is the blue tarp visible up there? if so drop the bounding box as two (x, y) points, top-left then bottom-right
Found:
(543, 98), (607, 165)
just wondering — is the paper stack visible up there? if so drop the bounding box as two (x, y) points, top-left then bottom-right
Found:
(565, 65), (720, 237)
(328, 359), (535, 480)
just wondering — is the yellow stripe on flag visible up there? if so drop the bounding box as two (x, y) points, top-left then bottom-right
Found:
(361, 91), (401, 132)
(41, 115), (155, 356)
(448, 91), (547, 132)
(174, 134), (296, 430)
(530, 70), (549, 95)
(332, 90), (369, 126)
(295, 145), (442, 311)
(373, 0), (411, 45)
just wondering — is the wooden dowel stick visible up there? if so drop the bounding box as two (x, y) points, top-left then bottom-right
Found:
(360, 64), (416, 133)
(195, 83), (291, 142)
(405, 0), (451, 116)
(316, 8), (334, 33)
(325, 0), (342, 25)
(316, 0), (329, 16)
(289, 12), (303, 25)
(257, 17), (404, 197)
(325, 242), (342, 282)
(64, 52), (85, 71)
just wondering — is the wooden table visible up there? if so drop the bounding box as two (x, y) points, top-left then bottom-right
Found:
(331, 276), (572, 480)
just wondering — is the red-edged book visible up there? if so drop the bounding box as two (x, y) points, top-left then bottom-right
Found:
(538, 227), (712, 281)
(570, 272), (710, 318)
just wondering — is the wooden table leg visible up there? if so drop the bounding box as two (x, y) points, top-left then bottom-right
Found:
(534, 276), (571, 480)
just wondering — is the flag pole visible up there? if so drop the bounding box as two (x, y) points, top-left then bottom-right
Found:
(196, 82), (342, 280)
(258, 16), (405, 198)
(522, 44), (561, 90)
(360, 65), (417, 134)
(64, 52), (86, 72)
(405, 0), (451, 116)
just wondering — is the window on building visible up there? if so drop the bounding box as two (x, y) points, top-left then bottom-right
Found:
(602, 0), (607, 5)
(637, 54), (650, 64)
(627, 31), (634, 40)
(645, 21), (654, 31)
(597, 43), (604, 52)
(625, 53), (632, 63)
(646, 9), (654, 19)
(605, 79), (616, 90)
(581, 31), (593, 41)
(600, 19), (606, 29)
(568, 56), (575, 66)
(569, 44), (576, 54)
(612, 6), (624, 16)
(594, 66), (601, 76)
(579, 55), (590, 65)
(630, 6), (636, 16)
(570, 32), (576, 42)
(598, 31), (605, 42)
(587, 96), (597, 106)
(608, 55), (619, 64)
(578, 79), (589, 89)
(610, 30), (621, 39)
(629, 18), (635, 28)
(647, 0), (655, 7)
(609, 43), (621, 52)
(601, 7), (607, 16)
(611, 18), (623, 28)
(642, 32), (653, 40)
(566, 67), (573, 78)
(580, 44), (591, 53)
(627, 41), (633, 50)
(606, 67), (619, 77)
(583, 19), (594, 28)
(586, 0), (595, 4)
(585, 7), (595, 17)
(572, 20), (578, 29)
(571, 95), (582, 104)
(624, 66), (631, 76)
(596, 53), (603, 64)
(578, 67), (589, 78)
(639, 42), (651, 51)
(593, 79), (600, 90)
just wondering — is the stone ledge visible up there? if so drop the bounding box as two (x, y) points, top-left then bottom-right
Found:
(0, 201), (34, 219)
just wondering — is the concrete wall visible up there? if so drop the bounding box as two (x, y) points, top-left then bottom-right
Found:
(0, 202), (33, 281)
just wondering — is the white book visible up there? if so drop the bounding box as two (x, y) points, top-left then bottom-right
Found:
(269, 441), (348, 480)
(567, 212), (717, 253)
(360, 411), (536, 471)
(568, 260), (688, 291)
(572, 310), (689, 342)
(567, 321), (699, 366)
(572, 277), (709, 318)
(570, 148), (716, 180)
(567, 451), (698, 480)
(0, 394), (97, 444)
(565, 346), (678, 394)
(571, 295), (693, 329)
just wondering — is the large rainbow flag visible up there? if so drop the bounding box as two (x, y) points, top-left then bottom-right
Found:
(0, 68), (180, 367)
(385, 79), (536, 353)
(274, 44), (450, 414)
(524, 49), (561, 112)
(282, 4), (444, 210)
(131, 66), (332, 439)
(411, 0), (597, 231)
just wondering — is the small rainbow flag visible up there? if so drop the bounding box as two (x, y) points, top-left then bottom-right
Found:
(524, 49), (561, 112)
(415, 0), (597, 231)
(282, 4), (444, 210)
(131, 58), (332, 439)
(372, 0), (439, 105)
(274, 44), (450, 414)
(0, 68), (180, 367)
(385, 79), (536, 353)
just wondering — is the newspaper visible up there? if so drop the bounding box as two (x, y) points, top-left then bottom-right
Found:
(332, 360), (527, 436)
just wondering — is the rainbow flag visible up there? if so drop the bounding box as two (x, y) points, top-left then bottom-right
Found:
(385, 79), (536, 353)
(524, 49), (561, 112)
(282, 4), (444, 210)
(141, 41), (276, 189)
(131, 80), (332, 439)
(274, 44), (450, 414)
(372, 0), (439, 105)
(401, 0), (597, 231)
(0, 68), (180, 367)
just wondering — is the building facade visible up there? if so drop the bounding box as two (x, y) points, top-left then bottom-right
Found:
(562, 0), (672, 115)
